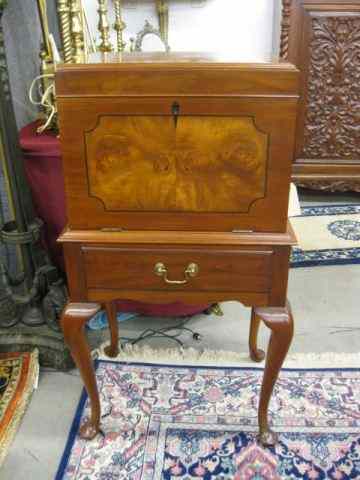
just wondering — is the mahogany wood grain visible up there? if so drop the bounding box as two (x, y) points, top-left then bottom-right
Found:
(60, 240), (292, 308)
(87, 289), (271, 308)
(104, 301), (119, 358)
(249, 308), (265, 362)
(269, 246), (292, 306)
(56, 52), (299, 98)
(56, 55), (299, 233)
(62, 243), (87, 302)
(83, 246), (273, 293)
(61, 303), (102, 439)
(256, 303), (294, 446)
(57, 53), (299, 444)
(58, 223), (298, 246)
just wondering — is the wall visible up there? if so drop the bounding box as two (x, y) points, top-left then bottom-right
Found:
(84, 0), (277, 61)
(2, 0), (281, 129)
(2, 0), (60, 129)
(272, 0), (282, 57)
(2, 0), (42, 129)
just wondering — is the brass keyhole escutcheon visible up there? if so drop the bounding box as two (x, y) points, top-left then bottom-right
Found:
(154, 262), (199, 285)
(172, 101), (180, 128)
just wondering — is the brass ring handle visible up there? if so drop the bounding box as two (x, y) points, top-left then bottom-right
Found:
(154, 262), (199, 285)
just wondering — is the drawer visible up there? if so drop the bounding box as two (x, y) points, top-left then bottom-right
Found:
(82, 246), (274, 293)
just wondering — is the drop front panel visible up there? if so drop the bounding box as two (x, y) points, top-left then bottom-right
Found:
(85, 115), (267, 214)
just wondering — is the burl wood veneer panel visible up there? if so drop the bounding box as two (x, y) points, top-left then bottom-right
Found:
(85, 115), (267, 213)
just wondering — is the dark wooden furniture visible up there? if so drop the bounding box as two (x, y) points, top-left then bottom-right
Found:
(281, 0), (360, 192)
(56, 52), (299, 446)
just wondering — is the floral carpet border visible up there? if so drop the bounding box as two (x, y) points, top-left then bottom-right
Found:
(290, 204), (360, 268)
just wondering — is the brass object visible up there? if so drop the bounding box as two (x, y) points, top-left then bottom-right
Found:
(0, 0), (67, 338)
(154, 262), (199, 285)
(129, 37), (135, 52)
(82, 4), (97, 53)
(134, 20), (170, 52)
(280, 0), (292, 60)
(36, 0), (55, 79)
(80, 2), (88, 55)
(204, 303), (224, 316)
(57, 0), (73, 63)
(97, 0), (113, 52)
(210, 303), (224, 316)
(70, 0), (85, 63)
(37, 0), (52, 61)
(156, 0), (169, 44)
(113, 0), (126, 53)
(36, 0), (57, 131)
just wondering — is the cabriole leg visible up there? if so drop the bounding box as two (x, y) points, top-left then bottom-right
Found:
(104, 300), (119, 358)
(61, 302), (101, 440)
(249, 307), (265, 362)
(256, 302), (294, 446)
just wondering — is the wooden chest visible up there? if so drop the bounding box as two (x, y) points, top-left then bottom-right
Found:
(56, 52), (299, 233)
(57, 52), (300, 445)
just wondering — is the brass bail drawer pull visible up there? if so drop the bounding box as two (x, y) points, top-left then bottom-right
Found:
(154, 262), (199, 285)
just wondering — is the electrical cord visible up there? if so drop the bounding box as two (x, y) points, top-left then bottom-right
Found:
(28, 74), (56, 133)
(119, 316), (202, 348)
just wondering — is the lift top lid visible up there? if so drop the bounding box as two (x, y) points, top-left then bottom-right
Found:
(56, 51), (299, 98)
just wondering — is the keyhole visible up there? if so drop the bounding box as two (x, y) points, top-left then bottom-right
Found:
(172, 101), (180, 128)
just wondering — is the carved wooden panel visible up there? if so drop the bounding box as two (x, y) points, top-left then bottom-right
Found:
(85, 115), (268, 213)
(301, 13), (360, 161)
(296, 180), (360, 192)
(281, 0), (360, 192)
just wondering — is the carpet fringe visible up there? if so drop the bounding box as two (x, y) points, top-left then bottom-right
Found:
(0, 350), (39, 468)
(96, 343), (360, 368)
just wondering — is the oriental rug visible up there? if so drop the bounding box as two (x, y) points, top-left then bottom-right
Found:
(56, 352), (360, 480)
(0, 350), (39, 467)
(290, 204), (360, 267)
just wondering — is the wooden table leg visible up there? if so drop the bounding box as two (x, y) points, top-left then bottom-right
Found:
(255, 302), (294, 446)
(61, 302), (102, 440)
(104, 300), (120, 358)
(249, 308), (265, 362)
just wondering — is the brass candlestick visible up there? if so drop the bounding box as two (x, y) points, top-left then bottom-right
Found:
(97, 0), (113, 52)
(113, 0), (126, 52)
(36, 0), (57, 131)
(57, 0), (73, 63)
(70, 0), (85, 63)
(36, 0), (55, 78)
(37, 0), (52, 61)
(82, 3), (97, 53)
(156, 0), (169, 44)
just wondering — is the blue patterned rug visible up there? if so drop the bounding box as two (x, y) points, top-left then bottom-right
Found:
(56, 360), (360, 479)
(290, 204), (360, 268)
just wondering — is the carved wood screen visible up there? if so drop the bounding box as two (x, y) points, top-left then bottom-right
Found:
(280, 0), (360, 192)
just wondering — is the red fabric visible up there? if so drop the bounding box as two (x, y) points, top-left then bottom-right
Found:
(20, 121), (208, 317)
(20, 122), (66, 269)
